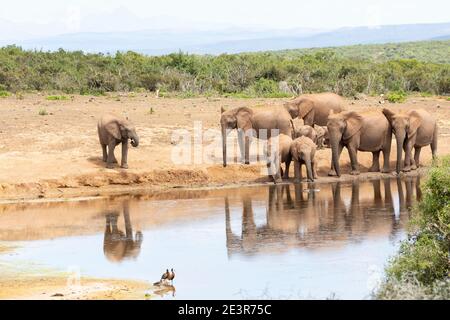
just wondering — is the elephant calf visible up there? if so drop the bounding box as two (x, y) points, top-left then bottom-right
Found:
(314, 125), (329, 149)
(265, 134), (293, 183)
(290, 118), (318, 143)
(97, 114), (139, 169)
(290, 136), (318, 182)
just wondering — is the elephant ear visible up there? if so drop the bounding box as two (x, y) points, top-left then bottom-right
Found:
(343, 111), (363, 140)
(298, 99), (314, 119)
(235, 107), (254, 131)
(105, 121), (122, 140)
(382, 108), (396, 123)
(407, 110), (422, 137)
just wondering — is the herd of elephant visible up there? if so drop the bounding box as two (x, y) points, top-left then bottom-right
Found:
(97, 92), (438, 183)
(220, 92), (438, 183)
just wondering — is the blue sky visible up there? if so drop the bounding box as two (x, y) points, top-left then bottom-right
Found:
(1, 0), (449, 37)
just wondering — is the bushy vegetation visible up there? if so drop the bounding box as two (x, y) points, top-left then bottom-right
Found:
(0, 42), (449, 97)
(38, 108), (48, 116)
(46, 95), (69, 101)
(386, 90), (407, 103)
(377, 156), (450, 299)
(277, 40), (450, 64)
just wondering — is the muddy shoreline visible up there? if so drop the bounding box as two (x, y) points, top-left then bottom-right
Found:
(0, 166), (428, 204)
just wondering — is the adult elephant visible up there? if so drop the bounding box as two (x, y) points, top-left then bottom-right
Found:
(382, 108), (437, 173)
(98, 114), (139, 169)
(327, 111), (392, 177)
(284, 93), (345, 126)
(220, 106), (292, 167)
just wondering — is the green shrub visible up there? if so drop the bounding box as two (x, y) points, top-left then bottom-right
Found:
(0, 43), (449, 97)
(38, 108), (48, 116)
(386, 90), (407, 103)
(46, 95), (68, 101)
(377, 156), (450, 299)
(0, 90), (10, 97)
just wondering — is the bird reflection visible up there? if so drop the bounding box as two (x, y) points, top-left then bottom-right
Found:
(224, 177), (421, 257)
(103, 201), (143, 263)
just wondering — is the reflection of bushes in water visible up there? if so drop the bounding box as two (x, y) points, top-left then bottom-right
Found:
(0, 45), (449, 96)
(377, 156), (450, 299)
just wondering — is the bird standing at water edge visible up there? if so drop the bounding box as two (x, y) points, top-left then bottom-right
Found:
(168, 268), (175, 285)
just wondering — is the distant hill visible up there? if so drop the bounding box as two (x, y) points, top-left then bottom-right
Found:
(271, 40), (450, 64)
(1, 22), (450, 55)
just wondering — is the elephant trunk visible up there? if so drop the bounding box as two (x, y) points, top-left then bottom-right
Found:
(395, 132), (406, 173)
(222, 125), (227, 167)
(130, 131), (139, 147)
(330, 132), (342, 177)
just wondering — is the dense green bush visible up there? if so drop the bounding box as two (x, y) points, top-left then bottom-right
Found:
(0, 44), (449, 97)
(386, 90), (407, 103)
(377, 156), (450, 299)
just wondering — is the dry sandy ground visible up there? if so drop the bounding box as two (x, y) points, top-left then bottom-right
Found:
(0, 247), (159, 300)
(0, 93), (449, 201)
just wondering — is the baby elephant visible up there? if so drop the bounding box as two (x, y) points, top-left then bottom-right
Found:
(98, 114), (139, 169)
(290, 136), (317, 182)
(265, 134), (293, 183)
(291, 118), (318, 143)
(314, 125), (328, 149)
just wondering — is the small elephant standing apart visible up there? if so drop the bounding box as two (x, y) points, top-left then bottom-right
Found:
(265, 134), (293, 183)
(327, 111), (392, 176)
(290, 136), (318, 182)
(382, 108), (437, 173)
(284, 92), (345, 126)
(97, 114), (139, 169)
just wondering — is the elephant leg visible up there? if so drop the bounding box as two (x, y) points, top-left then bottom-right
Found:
(294, 161), (301, 183)
(328, 143), (343, 176)
(412, 147), (421, 170)
(348, 146), (360, 175)
(107, 141), (117, 168)
(369, 151), (380, 172)
(284, 158), (291, 179)
(238, 130), (245, 164)
(381, 145), (391, 173)
(101, 144), (108, 162)
(121, 140), (129, 169)
(244, 135), (251, 165)
(403, 139), (414, 172)
(431, 127), (438, 160)
(312, 160), (318, 179)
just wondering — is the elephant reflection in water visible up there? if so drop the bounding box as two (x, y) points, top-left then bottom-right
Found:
(224, 177), (420, 257)
(103, 201), (143, 263)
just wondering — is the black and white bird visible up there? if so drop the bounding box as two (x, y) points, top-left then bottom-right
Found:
(168, 268), (175, 285)
(161, 269), (170, 282)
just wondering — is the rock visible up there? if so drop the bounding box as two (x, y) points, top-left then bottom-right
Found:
(436, 105), (441, 108)
(51, 293), (64, 297)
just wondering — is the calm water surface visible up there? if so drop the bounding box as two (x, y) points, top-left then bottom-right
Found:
(0, 177), (421, 299)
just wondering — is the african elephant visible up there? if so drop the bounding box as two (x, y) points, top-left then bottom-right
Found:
(103, 201), (143, 263)
(220, 106), (292, 167)
(327, 111), (392, 177)
(265, 133), (293, 183)
(382, 108), (437, 173)
(97, 114), (139, 169)
(284, 93), (345, 126)
(314, 125), (328, 149)
(290, 118), (318, 142)
(290, 136), (317, 182)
